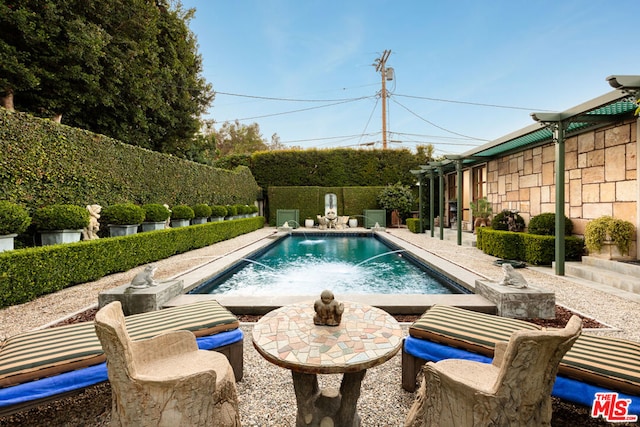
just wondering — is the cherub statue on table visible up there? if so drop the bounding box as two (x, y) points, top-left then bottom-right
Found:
(313, 290), (344, 326)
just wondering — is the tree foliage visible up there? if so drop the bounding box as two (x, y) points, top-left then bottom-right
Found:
(0, 0), (213, 156)
(214, 120), (269, 157)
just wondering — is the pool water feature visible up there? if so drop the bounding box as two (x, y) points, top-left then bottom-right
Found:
(190, 234), (468, 296)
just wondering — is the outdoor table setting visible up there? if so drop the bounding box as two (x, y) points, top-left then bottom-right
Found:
(252, 291), (403, 427)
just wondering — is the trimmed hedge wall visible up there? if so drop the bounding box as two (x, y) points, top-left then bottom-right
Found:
(477, 227), (584, 265)
(0, 217), (264, 308)
(406, 218), (422, 233)
(0, 109), (260, 210)
(267, 186), (385, 226)
(215, 148), (422, 189)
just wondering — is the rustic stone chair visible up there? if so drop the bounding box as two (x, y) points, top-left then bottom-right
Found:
(94, 301), (240, 427)
(405, 315), (582, 427)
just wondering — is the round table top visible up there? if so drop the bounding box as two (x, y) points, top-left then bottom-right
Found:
(252, 301), (403, 374)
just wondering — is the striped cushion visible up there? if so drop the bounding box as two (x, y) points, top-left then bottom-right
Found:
(409, 304), (640, 395)
(0, 300), (239, 387)
(409, 304), (540, 356)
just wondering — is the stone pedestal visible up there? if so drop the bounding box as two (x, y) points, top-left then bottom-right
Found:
(475, 279), (555, 319)
(99, 280), (183, 315)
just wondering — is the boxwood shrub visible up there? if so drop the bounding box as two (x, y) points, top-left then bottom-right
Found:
(528, 212), (573, 236)
(101, 203), (146, 225)
(210, 205), (228, 218)
(0, 216), (264, 308)
(32, 204), (90, 231)
(406, 218), (422, 233)
(477, 227), (584, 265)
(171, 205), (195, 220)
(192, 203), (212, 218)
(0, 201), (31, 235)
(143, 203), (171, 222)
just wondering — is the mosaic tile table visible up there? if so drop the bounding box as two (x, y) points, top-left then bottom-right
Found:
(252, 301), (403, 427)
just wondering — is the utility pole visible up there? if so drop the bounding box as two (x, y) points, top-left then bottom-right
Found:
(374, 49), (392, 149)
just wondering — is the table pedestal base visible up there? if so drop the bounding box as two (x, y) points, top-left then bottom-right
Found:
(292, 370), (366, 427)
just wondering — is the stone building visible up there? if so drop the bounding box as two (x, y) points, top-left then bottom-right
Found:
(414, 76), (639, 267)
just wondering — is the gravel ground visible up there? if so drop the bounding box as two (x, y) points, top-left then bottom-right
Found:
(1, 227), (639, 426)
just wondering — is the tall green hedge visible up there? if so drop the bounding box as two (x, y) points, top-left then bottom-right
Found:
(0, 109), (261, 210)
(267, 186), (385, 225)
(245, 149), (421, 189)
(0, 217), (264, 308)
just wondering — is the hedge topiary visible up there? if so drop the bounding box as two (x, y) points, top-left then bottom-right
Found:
(32, 204), (90, 230)
(491, 210), (525, 231)
(377, 182), (414, 217)
(0, 201), (31, 235)
(142, 203), (171, 222)
(192, 203), (212, 218)
(527, 212), (573, 236)
(225, 205), (238, 217)
(210, 205), (228, 218)
(101, 203), (146, 225)
(171, 205), (195, 220)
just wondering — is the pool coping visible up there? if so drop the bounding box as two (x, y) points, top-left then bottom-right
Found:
(164, 229), (497, 315)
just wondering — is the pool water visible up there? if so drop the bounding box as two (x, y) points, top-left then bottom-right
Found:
(191, 235), (466, 296)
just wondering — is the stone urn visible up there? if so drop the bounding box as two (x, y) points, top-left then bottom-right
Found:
(305, 218), (314, 228)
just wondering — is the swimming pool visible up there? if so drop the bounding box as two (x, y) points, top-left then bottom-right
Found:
(189, 233), (469, 296)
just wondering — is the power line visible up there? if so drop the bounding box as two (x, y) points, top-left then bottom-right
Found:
(393, 93), (553, 112)
(215, 91), (373, 103)
(232, 97), (371, 121)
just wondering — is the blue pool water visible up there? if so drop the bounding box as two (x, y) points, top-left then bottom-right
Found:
(191, 234), (467, 296)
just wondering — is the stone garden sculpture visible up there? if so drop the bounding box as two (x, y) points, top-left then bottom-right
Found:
(94, 301), (240, 427)
(313, 290), (344, 326)
(405, 315), (582, 427)
(129, 264), (158, 289)
(82, 204), (101, 240)
(500, 263), (528, 288)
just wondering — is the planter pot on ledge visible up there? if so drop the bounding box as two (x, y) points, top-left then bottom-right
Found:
(191, 217), (207, 225)
(0, 233), (17, 252)
(108, 224), (139, 237)
(141, 222), (166, 232)
(41, 229), (82, 246)
(171, 219), (190, 228)
(592, 240), (633, 261)
(210, 217), (224, 222)
(305, 219), (315, 228)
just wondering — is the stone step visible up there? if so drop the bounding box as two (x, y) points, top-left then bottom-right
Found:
(580, 255), (640, 276)
(565, 262), (640, 295)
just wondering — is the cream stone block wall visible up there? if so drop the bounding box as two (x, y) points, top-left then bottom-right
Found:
(481, 120), (637, 235)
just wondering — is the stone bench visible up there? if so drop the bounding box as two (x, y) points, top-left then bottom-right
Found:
(402, 304), (640, 415)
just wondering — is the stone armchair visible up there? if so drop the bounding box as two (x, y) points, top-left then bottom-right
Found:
(95, 301), (240, 427)
(405, 315), (582, 427)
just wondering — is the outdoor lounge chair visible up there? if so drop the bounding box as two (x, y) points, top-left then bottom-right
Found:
(405, 315), (582, 426)
(402, 305), (640, 416)
(95, 301), (240, 426)
(0, 300), (243, 416)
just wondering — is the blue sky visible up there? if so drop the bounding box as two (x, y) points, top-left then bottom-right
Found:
(179, 0), (640, 155)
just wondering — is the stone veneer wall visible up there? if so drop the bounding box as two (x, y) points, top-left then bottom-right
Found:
(485, 118), (638, 256)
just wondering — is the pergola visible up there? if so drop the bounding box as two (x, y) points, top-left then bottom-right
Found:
(412, 75), (640, 276)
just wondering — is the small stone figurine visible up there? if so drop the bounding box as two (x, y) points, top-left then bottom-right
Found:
(129, 264), (158, 289)
(313, 290), (344, 326)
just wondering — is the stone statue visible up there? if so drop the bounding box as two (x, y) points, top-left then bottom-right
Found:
(313, 290), (344, 326)
(163, 204), (171, 228)
(82, 204), (102, 240)
(499, 264), (528, 288)
(129, 264), (158, 289)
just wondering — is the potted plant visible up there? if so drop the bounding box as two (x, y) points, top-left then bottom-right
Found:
(32, 204), (90, 245)
(0, 201), (31, 251)
(191, 204), (212, 224)
(225, 205), (238, 220)
(210, 205), (227, 222)
(377, 182), (414, 228)
(171, 205), (194, 227)
(101, 203), (145, 237)
(470, 197), (493, 233)
(585, 215), (636, 259)
(348, 216), (358, 228)
(305, 217), (315, 228)
(249, 204), (259, 217)
(141, 203), (171, 232)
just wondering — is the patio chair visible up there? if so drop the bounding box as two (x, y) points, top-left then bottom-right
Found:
(405, 315), (582, 427)
(95, 301), (240, 426)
